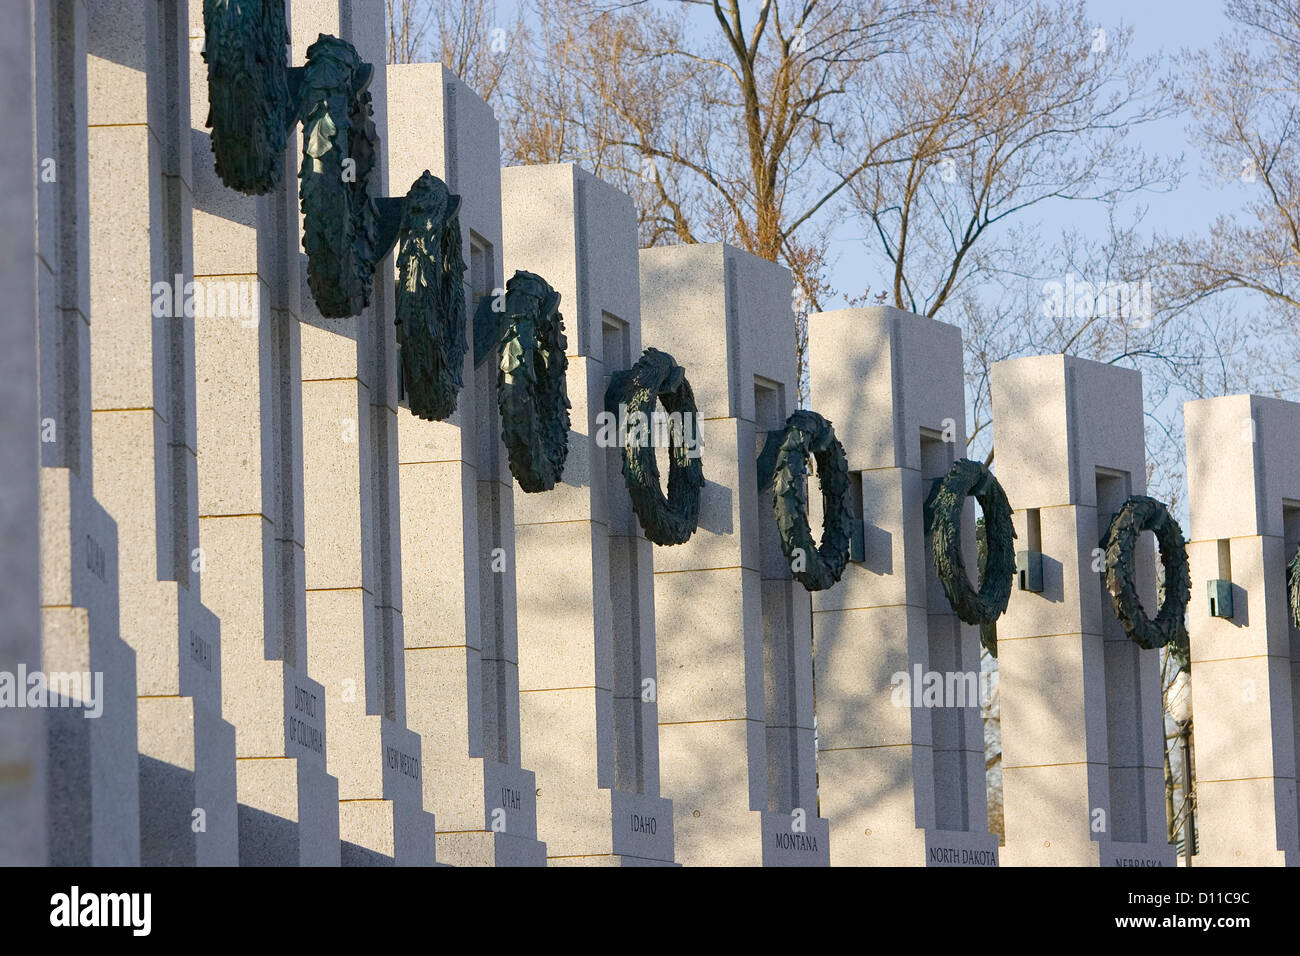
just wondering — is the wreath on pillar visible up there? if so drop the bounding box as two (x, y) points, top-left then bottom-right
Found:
(1101, 495), (1191, 650)
(297, 35), (379, 318)
(394, 171), (467, 422)
(924, 459), (1016, 625)
(1289, 545), (1300, 630)
(604, 348), (705, 546)
(495, 271), (572, 492)
(768, 410), (853, 592)
(202, 0), (291, 195)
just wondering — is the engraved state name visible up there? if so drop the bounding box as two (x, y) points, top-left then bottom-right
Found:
(188, 631), (212, 672)
(385, 744), (420, 781)
(773, 832), (819, 852)
(287, 684), (323, 755)
(85, 534), (105, 582)
(928, 846), (996, 866)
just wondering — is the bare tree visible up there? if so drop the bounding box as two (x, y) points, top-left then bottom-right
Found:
(498, 0), (926, 401)
(1163, 644), (1196, 857)
(851, 2), (1176, 320)
(383, 0), (1238, 848)
(1151, 0), (1300, 397)
(1130, 0), (1300, 862)
(387, 0), (436, 64)
(842, 0), (1193, 481)
(387, 0), (522, 103)
(500, 1), (1185, 408)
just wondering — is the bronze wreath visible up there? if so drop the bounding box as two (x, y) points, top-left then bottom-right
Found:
(1101, 495), (1191, 650)
(495, 271), (572, 493)
(394, 171), (467, 422)
(604, 348), (704, 546)
(924, 459), (1016, 625)
(297, 34), (378, 318)
(770, 410), (853, 592)
(202, 0), (291, 195)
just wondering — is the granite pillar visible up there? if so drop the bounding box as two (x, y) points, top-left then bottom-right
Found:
(385, 62), (545, 866)
(34, 0), (140, 866)
(638, 243), (829, 865)
(190, 0), (340, 865)
(503, 163), (675, 865)
(992, 354), (1172, 866)
(1185, 394), (1300, 865)
(1, 0), (48, 867)
(86, 0), (237, 865)
(291, 0), (435, 866)
(808, 306), (998, 866)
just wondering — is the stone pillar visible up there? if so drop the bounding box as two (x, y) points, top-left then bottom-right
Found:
(1185, 394), (1300, 865)
(33, 0), (140, 866)
(992, 354), (1172, 866)
(190, 0), (340, 865)
(638, 243), (829, 866)
(808, 306), (997, 866)
(385, 63), (545, 866)
(291, 0), (435, 865)
(502, 163), (675, 866)
(86, 0), (237, 865)
(0, 0), (46, 867)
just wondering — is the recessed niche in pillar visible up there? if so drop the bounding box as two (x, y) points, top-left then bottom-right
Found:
(920, 428), (981, 831)
(1095, 466), (1156, 846)
(603, 313), (653, 795)
(469, 231), (511, 763)
(755, 377), (809, 816)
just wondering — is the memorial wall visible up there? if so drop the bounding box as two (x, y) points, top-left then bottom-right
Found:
(5, 0), (1297, 868)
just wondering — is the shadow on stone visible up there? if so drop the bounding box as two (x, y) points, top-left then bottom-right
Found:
(238, 802), (298, 866)
(46, 705), (91, 865)
(696, 480), (733, 535)
(341, 840), (395, 866)
(139, 753), (197, 866)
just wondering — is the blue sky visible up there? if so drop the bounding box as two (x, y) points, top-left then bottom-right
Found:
(822, 0), (1243, 308)
(472, 0), (1267, 499)
(475, 0), (1247, 304)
